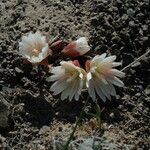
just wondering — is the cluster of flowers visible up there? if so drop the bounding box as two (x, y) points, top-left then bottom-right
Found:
(19, 31), (125, 102)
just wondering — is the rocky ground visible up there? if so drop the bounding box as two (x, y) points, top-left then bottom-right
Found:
(0, 0), (150, 149)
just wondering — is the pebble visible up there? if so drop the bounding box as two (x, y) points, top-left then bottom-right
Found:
(110, 113), (114, 118)
(129, 21), (136, 27)
(127, 8), (135, 16)
(15, 67), (23, 73)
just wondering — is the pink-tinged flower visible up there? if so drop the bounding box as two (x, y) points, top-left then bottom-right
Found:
(48, 60), (86, 101)
(85, 53), (125, 102)
(19, 31), (52, 64)
(62, 37), (90, 58)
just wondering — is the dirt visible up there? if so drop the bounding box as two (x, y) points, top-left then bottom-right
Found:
(0, 0), (150, 149)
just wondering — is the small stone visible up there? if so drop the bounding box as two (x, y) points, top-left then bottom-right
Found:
(108, 124), (114, 129)
(37, 145), (45, 150)
(129, 21), (136, 27)
(127, 8), (135, 16)
(136, 12), (145, 20)
(110, 113), (114, 118)
(118, 105), (123, 109)
(116, 0), (123, 8)
(144, 85), (150, 95)
(122, 14), (129, 21)
(15, 67), (23, 73)
(135, 93), (141, 97)
(142, 37), (148, 42)
(39, 126), (50, 135)
(111, 36), (121, 43)
(142, 25), (148, 31)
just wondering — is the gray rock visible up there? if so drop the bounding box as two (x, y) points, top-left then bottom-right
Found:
(127, 8), (135, 16)
(0, 93), (11, 128)
(144, 85), (150, 95)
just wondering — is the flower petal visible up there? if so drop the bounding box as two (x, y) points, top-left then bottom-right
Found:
(53, 81), (68, 95)
(107, 82), (116, 96)
(108, 76), (124, 87)
(75, 37), (90, 55)
(51, 66), (64, 74)
(102, 55), (116, 63)
(50, 79), (66, 91)
(112, 62), (122, 67)
(92, 53), (107, 62)
(99, 81), (111, 100)
(92, 79), (107, 102)
(88, 79), (96, 101)
(111, 69), (125, 78)
(61, 87), (72, 100)
(69, 79), (79, 101)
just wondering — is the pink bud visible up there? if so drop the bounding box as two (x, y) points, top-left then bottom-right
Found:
(62, 41), (80, 57)
(50, 40), (64, 51)
(62, 37), (90, 58)
(72, 60), (81, 67)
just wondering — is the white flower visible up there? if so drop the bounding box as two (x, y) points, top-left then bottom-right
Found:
(86, 53), (125, 102)
(62, 37), (90, 57)
(19, 31), (51, 64)
(48, 60), (86, 101)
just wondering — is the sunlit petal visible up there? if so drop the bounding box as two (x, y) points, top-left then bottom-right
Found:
(111, 69), (125, 78)
(107, 82), (116, 96)
(112, 62), (122, 67)
(93, 79), (107, 102)
(88, 79), (96, 101)
(107, 76), (124, 87)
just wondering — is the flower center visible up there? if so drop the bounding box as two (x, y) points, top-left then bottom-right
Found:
(32, 48), (40, 56)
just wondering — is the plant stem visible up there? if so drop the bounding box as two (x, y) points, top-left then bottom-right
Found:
(63, 96), (90, 150)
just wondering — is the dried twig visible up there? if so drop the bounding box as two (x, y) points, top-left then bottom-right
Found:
(127, 100), (150, 119)
(121, 49), (150, 72)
